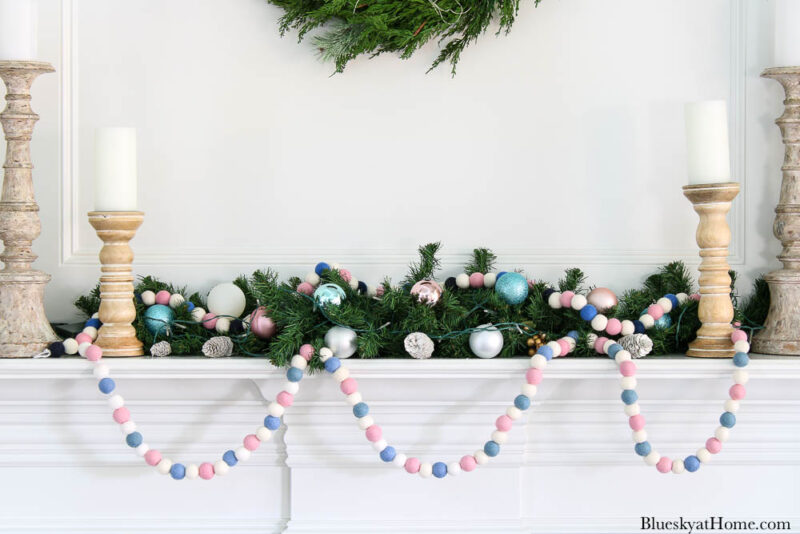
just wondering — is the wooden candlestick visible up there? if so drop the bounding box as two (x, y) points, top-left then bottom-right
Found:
(88, 211), (144, 357)
(753, 67), (800, 355)
(0, 61), (59, 357)
(683, 182), (740, 358)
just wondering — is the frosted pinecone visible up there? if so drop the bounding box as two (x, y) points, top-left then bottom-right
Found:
(618, 333), (653, 358)
(150, 341), (172, 357)
(202, 336), (234, 358)
(404, 332), (434, 359)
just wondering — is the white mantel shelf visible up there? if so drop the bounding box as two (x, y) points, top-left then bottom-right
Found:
(1, 356), (799, 534)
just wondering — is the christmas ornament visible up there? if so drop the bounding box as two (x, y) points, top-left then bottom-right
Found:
(494, 272), (528, 305)
(469, 324), (504, 358)
(150, 341), (172, 357)
(404, 332), (434, 359)
(250, 306), (277, 340)
(587, 287), (618, 312)
(201, 336), (234, 358)
(324, 326), (358, 358)
(314, 283), (346, 308)
(207, 282), (247, 318)
(526, 333), (546, 356)
(143, 304), (175, 337)
(618, 334), (654, 359)
(410, 280), (443, 306)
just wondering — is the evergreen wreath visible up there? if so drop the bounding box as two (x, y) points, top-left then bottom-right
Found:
(267, 0), (539, 74)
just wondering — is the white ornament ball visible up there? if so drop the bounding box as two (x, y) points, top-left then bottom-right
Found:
(676, 292), (689, 304)
(491, 430), (508, 444)
(63, 338), (79, 355)
(92, 312), (100, 319)
(207, 282), (247, 318)
(733, 369), (749, 385)
(548, 292), (562, 309)
(644, 451), (661, 466)
(696, 448), (712, 463)
(349, 277), (359, 290)
(632, 430), (648, 443)
(358, 416), (375, 430)
(455, 273), (470, 289)
(319, 347), (333, 361)
(78, 342), (91, 357)
(393, 453), (407, 468)
(157, 458), (173, 475)
(483, 273), (497, 288)
(108, 394), (125, 410)
(530, 354), (548, 369)
(372, 439), (388, 452)
(474, 450), (489, 465)
(168, 294), (185, 309)
(284, 381), (300, 395)
(448, 461), (462, 476)
(191, 307), (207, 323)
(140, 290), (156, 306)
(324, 326), (358, 359)
(733, 340), (750, 354)
(715, 426), (730, 442)
(624, 403), (640, 416)
(614, 350), (632, 364)
(620, 376), (637, 390)
(82, 326), (98, 340)
(724, 399), (740, 413)
(120, 421), (137, 434)
(521, 384), (537, 397)
(571, 294), (587, 310)
(135, 443), (149, 457)
(546, 340), (562, 357)
(214, 317), (231, 334)
(469, 324), (504, 358)
(267, 402), (284, 417)
(93, 364), (110, 379)
(346, 392), (363, 406)
(332, 366), (350, 382)
(185, 464), (200, 480)
(506, 406), (522, 420)
(290, 355), (308, 370)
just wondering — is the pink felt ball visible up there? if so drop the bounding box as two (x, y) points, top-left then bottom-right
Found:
(75, 333), (92, 345)
(559, 290), (575, 309)
(405, 457), (421, 474)
(656, 457), (673, 473)
(198, 462), (215, 480)
(376, 286), (385, 297)
(647, 304), (664, 320)
(605, 318), (622, 336)
(527, 279), (535, 288)
(144, 449), (162, 467)
(85, 344), (103, 362)
(113, 407), (131, 424)
(526, 368), (543, 385)
(250, 307), (277, 340)
(299, 344), (315, 361)
(340, 377), (359, 395)
(557, 338), (571, 356)
(243, 434), (260, 451)
(594, 336), (610, 354)
(706, 437), (722, 454)
(339, 269), (352, 283)
(469, 272), (484, 288)
(629, 414), (646, 431)
(201, 313), (217, 330)
(155, 290), (171, 306)
(365, 425), (382, 442)
(731, 329), (747, 343)
(459, 455), (477, 472)
(496, 415), (513, 432)
(619, 360), (637, 377)
(690, 293), (701, 301)
(276, 391), (294, 407)
(297, 282), (314, 296)
(729, 384), (746, 400)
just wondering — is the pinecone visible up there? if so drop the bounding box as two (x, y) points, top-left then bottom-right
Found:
(150, 341), (172, 357)
(202, 336), (234, 358)
(404, 332), (434, 359)
(618, 334), (653, 358)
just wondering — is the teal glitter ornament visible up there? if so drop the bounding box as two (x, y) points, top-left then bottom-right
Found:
(494, 272), (529, 305)
(314, 283), (346, 308)
(641, 308), (673, 330)
(143, 304), (175, 337)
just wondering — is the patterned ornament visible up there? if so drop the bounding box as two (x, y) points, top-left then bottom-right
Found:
(149, 341), (172, 357)
(404, 332), (435, 359)
(587, 287), (618, 312)
(618, 333), (654, 358)
(202, 336), (234, 358)
(494, 272), (529, 305)
(143, 304), (175, 337)
(410, 280), (443, 306)
(324, 326), (358, 358)
(314, 283), (346, 308)
(468, 324), (504, 358)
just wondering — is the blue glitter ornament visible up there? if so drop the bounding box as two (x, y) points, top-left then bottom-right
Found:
(313, 283), (346, 308)
(641, 308), (672, 330)
(494, 272), (529, 305)
(143, 304), (175, 337)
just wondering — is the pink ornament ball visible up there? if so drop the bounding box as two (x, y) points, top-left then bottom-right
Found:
(201, 313), (218, 330)
(338, 269), (352, 282)
(365, 424), (382, 442)
(656, 457), (673, 473)
(459, 455), (477, 472)
(559, 291), (575, 309)
(731, 330), (748, 343)
(243, 434), (260, 451)
(144, 449), (162, 467)
(629, 414), (646, 431)
(706, 437), (722, 454)
(557, 338), (570, 356)
(297, 282), (314, 296)
(729, 384), (746, 400)
(469, 272), (484, 288)
(112, 407), (131, 424)
(405, 457), (421, 474)
(198, 462), (215, 480)
(496, 415), (513, 432)
(594, 336), (610, 354)
(619, 360), (637, 377)
(605, 318), (622, 336)
(250, 307), (277, 340)
(276, 391), (294, 407)
(299, 344), (315, 361)
(155, 290), (171, 306)
(526, 368), (543, 385)
(76, 333), (92, 345)
(85, 344), (103, 362)
(646, 304), (664, 320)
(340, 377), (358, 395)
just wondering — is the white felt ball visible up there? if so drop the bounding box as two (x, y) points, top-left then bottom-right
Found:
(521, 384), (537, 397)
(77, 342), (91, 357)
(357, 416), (375, 430)
(393, 453), (407, 468)
(491, 431), (508, 444)
(448, 461), (462, 476)
(455, 273), (470, 289)
(185, 464), (199, 480)
(290, 355), (308, 370)
(92, 312), (100, 319)
(108, 395), (125, 410)
(639, 314), (655, 329)
(372, 439), (388, 452)
(319, 347), (333, 361)
(63, 338), (79, 355)
(697, 448), (712, 463)
(207, 282), (246, 318)
(602, 339), (616, 354)
(346, 392), (363, 406)
(267, 402), (284, 417)
(733, 369), (749, 385)
(624, 403), (640, 416)
(215, 317), (231, 334)
(733, 340), (750, 354)
(191, 307), (207, 323)
(657, 297), (673, 313)
(214, 460), (229, 476)
(506, 406), (522, 420)
(632, 430), (648, 443)
(93, 364), (110, 379)
(548, 292), (562, 309)
(283, 381), (300, 395)
(121, 421), (137, 434)
(305, 272), (320, 286)
(474, 450), (489, 465)
(546, 341), (562, 357)
(591, 314), (608, 331)
(140, 290), (156, 306)
(715, 426), (730, 442)
(620, 376), (637, 390)
(615, 350), (632, 364)
(235, 447), (251, 462)
(82, 326), (98, 340)
(135, 443), (149, 457)
(620, 320), (635, 336)
(419, 463), (433, 478)
(565, 336), (576, 350)
(644, 451), (661, 466)
(332, 366), (350, 382)
(530, 354), (547, 369)
(331, 263), (341, 270)
(672, 459), (685, 474)
(483, 273), (497, 288)
(169, 294), (185, 309)
(256, 426), (271, 442)
(676, 292), (689, 304)
(157, 458), (173, 475)
(724, 399), (740, 413)
(349, 278), (359, 290)
(571, 294), (587, 310)
(367, 286), (377, 297)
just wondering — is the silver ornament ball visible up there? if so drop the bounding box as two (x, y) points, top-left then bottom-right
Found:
(324, 326), (358, 359)
(469, 324), (504, 359)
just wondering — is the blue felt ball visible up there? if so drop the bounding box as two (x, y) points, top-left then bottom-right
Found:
(484, 440), (500, 457)
(286, 367), (303, 382)
(264, 415), (281, 430)
(48, 341), (65, 358)
(514, 394), (531, 410)
(665, 294), (680, 309)
(733, 352), (749, 367)
(353, 402), (369, 418)
(542, 288), (555, 300)
(566, 330), (579, 341)
(432, 461), (448, 478)
(125, 431), (143, 448)
(85, 318), (101, 328)
(380, 446), (397, 462)
(608, 344), (623, 358)
(223, 450), (238, 466)
(621, 389), (638, 405)
(634, 441), (652, 456)
(314, 262), (330, 275)
(537, 345), (554, 360)
(186, 301), (195, 312)
(497, 271), (508, 280)
(357, 281), (368, 294)
(170, 463), (186, 480)
(579, 304), (598, 321)
(633, 320), (645, 334)
(324, 357), (341, 373)
(313, 283), (346, 308)
(98, 377), (116, 394)
(720, 412), (736, 428)
(684, 455), (700, 472)
(143, 304), (175, 337)
(495, 272), (529, 305)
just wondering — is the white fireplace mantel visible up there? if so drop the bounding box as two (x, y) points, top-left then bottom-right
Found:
(0, 356), (798, 534)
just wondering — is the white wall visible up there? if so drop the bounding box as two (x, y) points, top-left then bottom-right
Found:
(2, 0), (785, 322)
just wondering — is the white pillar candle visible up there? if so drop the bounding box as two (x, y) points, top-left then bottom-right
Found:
(0, 0), (38, 61)
(685, 100), (731, 185)
(774, 0), (800, 67)
(94, 127), (138, 211)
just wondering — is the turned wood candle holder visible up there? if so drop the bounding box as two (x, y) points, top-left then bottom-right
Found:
(0, 61), (59, 357)
(683, 182), (740, 358)
(753, 67), (800, 355)
(88, 211), (144, 357)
